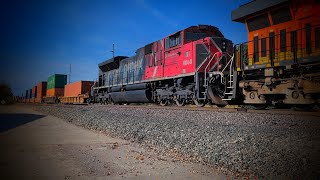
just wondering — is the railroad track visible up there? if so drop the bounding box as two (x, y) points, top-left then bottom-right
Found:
(32, 102), (320, 117)
(88, 103), (320, 117)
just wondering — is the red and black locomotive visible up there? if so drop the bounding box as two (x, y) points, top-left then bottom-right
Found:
(93, 25), (235, 107)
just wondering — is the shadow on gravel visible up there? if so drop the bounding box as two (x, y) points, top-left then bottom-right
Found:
(0, 113), (46, 133)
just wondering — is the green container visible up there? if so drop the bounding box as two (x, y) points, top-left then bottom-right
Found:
(47, 74), (67, 89)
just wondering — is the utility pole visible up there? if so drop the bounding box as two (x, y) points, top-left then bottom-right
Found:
(111, 44), (115, 59)
(69, 64), (71, 84)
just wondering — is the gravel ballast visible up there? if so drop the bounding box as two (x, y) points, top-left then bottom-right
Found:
(32, 104), (320, 179)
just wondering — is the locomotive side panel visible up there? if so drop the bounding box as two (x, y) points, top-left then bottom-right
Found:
(119, 56), (135, 84)
(143, 40), (164, 80)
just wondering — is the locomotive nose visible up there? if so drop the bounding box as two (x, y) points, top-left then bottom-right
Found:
(210, 37), (232, 54)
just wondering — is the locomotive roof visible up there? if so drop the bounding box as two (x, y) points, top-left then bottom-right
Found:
(99, 56), (128, 71)
(231, 0), (289, 23)
(166, 25), (220, 37)
(141, 25), (222, 47)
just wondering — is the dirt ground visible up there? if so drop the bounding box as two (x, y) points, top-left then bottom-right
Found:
(0, 104), (228, 180)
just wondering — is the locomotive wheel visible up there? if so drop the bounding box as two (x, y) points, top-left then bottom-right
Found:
(193, 98), (206, 107)
(175, 98), (186, 107)
(159, 99), (169, 106)
(109, 99), (115, 105)
(207, 86), (227, 107)
(0, 99), (6, 105)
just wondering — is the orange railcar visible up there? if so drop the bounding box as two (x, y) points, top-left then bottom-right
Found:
(64, 81), (94, 97)
(233, 0), (320, 69)
(60, 81), (94, 104)
(46, 88), (64, 97)
(232, 0), (320, 107)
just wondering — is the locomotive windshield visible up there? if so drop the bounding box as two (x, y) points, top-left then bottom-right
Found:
(184, 25), (224, 43)
(185, 32), (207, 41)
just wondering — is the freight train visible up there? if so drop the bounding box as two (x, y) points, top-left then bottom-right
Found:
(20, 0), (320, 110)
(20, 75), (94, 104)
(89, 0), (320, 109)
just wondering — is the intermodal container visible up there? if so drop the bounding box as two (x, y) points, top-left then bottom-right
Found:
(30, 98), (35, 103)
(46, 88), (64, 97)
(64, 81), (94, 97)
(37, 81), (47, 98)
(47, 74), (67, 89)
(32, 86), (37, 98)
(25, 90), (29, 99)
(24, 90), (28, 103)
(26, 89), (30, 103)
(35, 98), (41, 103)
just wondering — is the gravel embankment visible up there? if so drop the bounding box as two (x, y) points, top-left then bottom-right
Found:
(32, 104), (320, 179)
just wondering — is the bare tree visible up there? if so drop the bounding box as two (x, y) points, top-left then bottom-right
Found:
(0, 83), (14, 105)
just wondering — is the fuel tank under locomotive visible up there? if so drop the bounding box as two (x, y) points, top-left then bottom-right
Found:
(109, 83), (152, 103)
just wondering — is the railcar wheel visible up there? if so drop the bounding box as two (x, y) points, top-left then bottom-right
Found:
(175, 99), (186, 107)
(293, 104), (315, 111)
(252, 104), (268, 110)
(159, 99), (169, 106)
(193, 98), (206, 107)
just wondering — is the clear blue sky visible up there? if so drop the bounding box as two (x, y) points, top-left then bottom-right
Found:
(0, 0), (250, 96)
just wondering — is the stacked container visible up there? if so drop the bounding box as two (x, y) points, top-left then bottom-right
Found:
(32, 86), (37, 98)
(46, 74), (67, 97)
(31, 86), (37, 103)
(64, 81), (94, 97)
(25, 90), (29, 103)
(36, 81), (47, 103)
(29, 89), (32, 102)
